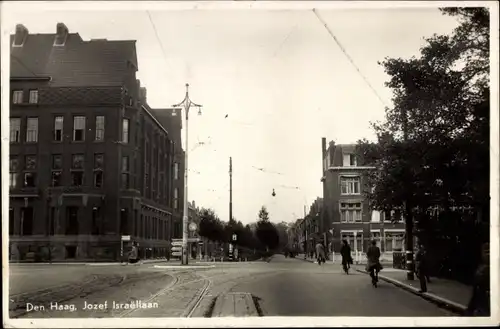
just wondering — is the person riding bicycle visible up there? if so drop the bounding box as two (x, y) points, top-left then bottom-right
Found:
(340, 240), (353, 274)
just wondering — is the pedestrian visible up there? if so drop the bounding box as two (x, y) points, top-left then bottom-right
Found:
(366, 240), (382, 287)
(340, 240), (353, 274)
(415, 244), (431, 293)
(315, 242), (326, 265)
(465, 242), (490, 316)
(128, 241), (139, 265)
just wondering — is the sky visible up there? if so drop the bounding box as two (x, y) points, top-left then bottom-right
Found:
(2, 1), (461, 225)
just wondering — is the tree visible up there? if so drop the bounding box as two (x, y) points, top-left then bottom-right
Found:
(255, 206), (279, 251)
(258, 206), (270, 222)
(198, 208), (225, 242)
(356, 8), (490, 283)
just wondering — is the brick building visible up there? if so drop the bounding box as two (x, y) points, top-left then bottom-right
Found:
(320, 138), (405, 261)
(8, 23), (184, 262)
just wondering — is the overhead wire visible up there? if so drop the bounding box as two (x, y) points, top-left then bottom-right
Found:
(312, 8), (389, 109)
(146, 11), (177, 84)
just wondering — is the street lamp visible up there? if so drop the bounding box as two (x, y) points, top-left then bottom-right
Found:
(172, 83), (203, 265)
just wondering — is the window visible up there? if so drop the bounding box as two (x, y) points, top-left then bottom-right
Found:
(9, 157), (19, 189)
(342, 153), (357, 167)
(25, 155), (37, 170)
(122, 118), (130, 143)
(341, 232), (355, 250)
(26, 117), (38, 142)
(371, 210), (381, 222)
(385, 232), (404, 252)
(340, 177), (360, 195)
(71, 172), (84, 186)
(65, 207), (78, 235)
(54, 116), (63, 141)
(29, 90), (38, 104)
(95, 116), (105, 141)
(93, 153), (104, 170)
(371, 231), (381, 248)
(356, 234), (364, 252)
(24, 172), (36, 187)
(340, 203), (362, 223)
(174, 162), (179, 180)
(52, 155), (63, 186)
(350, 154), (357, 166)
(52, 155), (62, 170)
(122, 156), (129, 172)
(9, 208), (15, 235)
(10, 118), (21, 142)
(12, 90), (23, 104)
(121, 156), (130, 189)
(10, 173), (18, 189)
(93, 154), (104, 188)
(21, 207), (34, 235)
(173, 188), (179, 210)
(10, 157), (19, 171)
(73, 116), (85, 141)
(72, 154), (84, 169)
(94, 171), (103, 188)
(52, 171), (62, 187)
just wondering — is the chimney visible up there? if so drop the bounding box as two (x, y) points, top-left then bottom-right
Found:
(54, 23), (69, 46)
(13, 24), (29, 46)
(140, 87), (147, 104)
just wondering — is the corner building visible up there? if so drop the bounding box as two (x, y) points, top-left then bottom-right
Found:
(9, 23), (184, 261)
(320, 138), (405, 261)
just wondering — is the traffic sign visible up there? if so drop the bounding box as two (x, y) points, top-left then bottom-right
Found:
(121, 235), (131, 241)
(232, 234), (237, 241)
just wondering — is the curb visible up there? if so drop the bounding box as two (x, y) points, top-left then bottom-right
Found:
(355, 269), (467, 315)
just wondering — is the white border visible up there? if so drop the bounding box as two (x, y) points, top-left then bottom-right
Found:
(2, 1), (499, 328)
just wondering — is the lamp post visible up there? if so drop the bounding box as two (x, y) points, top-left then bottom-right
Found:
(172, 83), (203, 265)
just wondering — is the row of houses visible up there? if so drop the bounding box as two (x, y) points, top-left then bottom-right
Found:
(289, 139), (406, 261)
(8, 23), (201, 262)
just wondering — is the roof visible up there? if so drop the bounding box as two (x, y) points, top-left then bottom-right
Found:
(10, 28), (138, 87)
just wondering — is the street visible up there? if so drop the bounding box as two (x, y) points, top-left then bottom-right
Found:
(9, 255), (452, 318)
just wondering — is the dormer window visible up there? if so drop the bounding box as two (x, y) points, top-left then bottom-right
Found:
(54, 34), (67, 46)
(343, 153), (357, 167)
(54, 23), (68, 47)
(12, 24), (28, 47)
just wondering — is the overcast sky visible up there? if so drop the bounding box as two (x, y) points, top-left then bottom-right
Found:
(2, 2), (461, 225)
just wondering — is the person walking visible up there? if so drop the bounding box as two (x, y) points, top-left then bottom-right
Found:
(340, 240), (353, 274)
(128, 241), (139, 265)
(465, 242), (490, 316)
(315, 242), (326, 265)
(366, 240), (382, 287)
(415, 244), (431, 293)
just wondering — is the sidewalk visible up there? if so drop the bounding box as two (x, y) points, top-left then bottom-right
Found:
(9, 258), (176, 266)
(355, 267), (471, 314)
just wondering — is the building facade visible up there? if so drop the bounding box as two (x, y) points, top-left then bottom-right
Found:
(8, 23), (184, 262)
(320, 138), (405, 261)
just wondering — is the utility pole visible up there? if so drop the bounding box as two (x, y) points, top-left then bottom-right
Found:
(172, 83), (203, 265)
(229, 157), (233, 223)
(402, 107), (415, 280)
